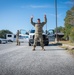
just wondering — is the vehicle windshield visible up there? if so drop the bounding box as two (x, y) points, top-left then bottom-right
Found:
(30, 30), (44, 33)
(30, 30), (35, 33)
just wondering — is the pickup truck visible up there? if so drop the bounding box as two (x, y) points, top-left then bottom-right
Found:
(28, 30), (49, 46)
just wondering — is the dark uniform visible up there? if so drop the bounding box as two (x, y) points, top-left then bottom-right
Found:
(16, 30), (20, 45)
(31, 16), (47, 50)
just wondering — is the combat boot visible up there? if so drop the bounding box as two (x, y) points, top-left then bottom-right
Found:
(18, 42), (20, 46)
(32, 45), (36, 51)
(42, 47), (45, 51)
(32, 48), (35, 51)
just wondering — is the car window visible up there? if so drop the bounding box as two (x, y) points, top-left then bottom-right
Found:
(30, 30), (35, 33)
(19, 35), (29, 39)
(25, 36), (29, 38)
(19, 36), (23, 39)
(8, 35), (12, 37)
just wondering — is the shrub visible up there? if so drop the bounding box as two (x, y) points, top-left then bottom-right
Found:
(70, 27), (74, 42)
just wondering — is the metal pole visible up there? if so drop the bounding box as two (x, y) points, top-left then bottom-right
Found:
(46, 23), (47, 34)
(55, 0), (58, 43)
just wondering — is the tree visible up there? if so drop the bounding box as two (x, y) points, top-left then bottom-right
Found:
(0, 30), (13, 38)
(70, 27), (74, 42)
(64, 6), (74, 40)
(54, 26), (65, 33)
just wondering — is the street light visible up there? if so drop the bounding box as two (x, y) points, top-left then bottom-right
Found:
(55, 0), (58, 43)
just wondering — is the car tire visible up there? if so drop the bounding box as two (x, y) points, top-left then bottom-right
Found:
(29, 43), (31, 46)
(47, 44), (48, 46)
(45, 43), (48, 46)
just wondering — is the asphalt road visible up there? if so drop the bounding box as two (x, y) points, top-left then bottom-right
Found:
(0, 43), (74, 75)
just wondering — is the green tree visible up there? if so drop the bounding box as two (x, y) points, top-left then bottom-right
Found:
(70, 27), (74, 42)
(64, 6), (74, 40)
(54, 26), (65, 33)
(0, 30), (13, 38)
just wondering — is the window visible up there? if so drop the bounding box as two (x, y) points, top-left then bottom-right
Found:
(30, 30), (35, 33)
(14, 35), (16, 38)
(25, 36), (29, 38)
(19, 35), (23, 39)
(8, 35), (12, 37)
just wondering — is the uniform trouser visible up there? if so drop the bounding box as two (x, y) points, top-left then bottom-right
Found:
(16, 38), (20, 45)
(33, 34), (44, 48)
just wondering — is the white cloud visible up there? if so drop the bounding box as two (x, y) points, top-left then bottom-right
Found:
(49, 13), (63, 18)
(30, 5), (52, 8)
(61, 1), (74, 5)
(64, 1), (73, 5)
(21, 5), (54, 9)
(21, 4), (67, 9)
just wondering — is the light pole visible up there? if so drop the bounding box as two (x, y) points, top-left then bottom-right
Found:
(46, 23), (47, 34)
(55, 0), (58, 43)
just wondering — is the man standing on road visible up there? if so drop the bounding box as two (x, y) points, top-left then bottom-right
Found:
(16, 30), (20, 46)
(30, 15), (47, 51)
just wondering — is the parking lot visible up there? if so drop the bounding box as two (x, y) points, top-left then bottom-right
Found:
(0, 42), (74, 75)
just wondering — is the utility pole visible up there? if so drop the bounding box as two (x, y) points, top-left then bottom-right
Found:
(46, 23), (47, 34)
(55, 0), (58, 43)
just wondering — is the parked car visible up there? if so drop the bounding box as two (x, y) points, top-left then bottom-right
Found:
(0, 38), (7, 44)
(6, 34), (16, 42)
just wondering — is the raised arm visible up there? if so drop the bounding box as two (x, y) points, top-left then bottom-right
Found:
(42, 15), (47, 25)
(30, 16), (35, 26)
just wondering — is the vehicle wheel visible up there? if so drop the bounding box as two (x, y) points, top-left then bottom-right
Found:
(47, 44), (48, 46)
(45, 43), (48, 46)
(29, 43), (31, 46)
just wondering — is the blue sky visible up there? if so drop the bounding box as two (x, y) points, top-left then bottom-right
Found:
(0, 0), (72, 34)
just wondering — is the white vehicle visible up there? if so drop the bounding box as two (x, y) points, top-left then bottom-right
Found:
(28, 30), (49, 46)
(47, 29), (55, 42)
(19, 34), (29, 43)
(0, 38), (7, 44)
(6, 34), (16, 42)
(6, 34), (29, 43)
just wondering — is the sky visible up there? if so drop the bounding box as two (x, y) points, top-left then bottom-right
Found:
(0, 0), (73, 34)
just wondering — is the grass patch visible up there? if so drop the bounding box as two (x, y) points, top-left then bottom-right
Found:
(59, 41), (70, 44)
(59, 41), (74, 46)
(60, 41), (74, 55)
(67, 49), (74, 55)
(61, 46), (68, 50)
